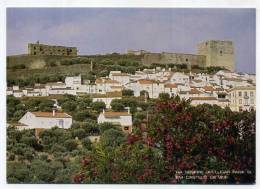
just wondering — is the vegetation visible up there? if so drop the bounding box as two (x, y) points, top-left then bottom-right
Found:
(73, 97), (255, 184)
(7, 95), (255, 184)
(7, 53), (225, 87)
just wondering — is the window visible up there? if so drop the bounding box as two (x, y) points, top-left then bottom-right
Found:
(250, 99), (254, 104)
(124, 126), (129, 131)
(239, 99), (242, 104)
(250, 92), (254, 97)
(238, 91), (242, 97)
(58, 119), (64, 128)
(186, 58), (188, 62)
(220, 50), (222, 55)
(244, 99), (249, 106)
(239, 107), (243, 112)
(244, 92), (248, 97)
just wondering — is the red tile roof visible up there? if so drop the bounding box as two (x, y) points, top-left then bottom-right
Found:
(31, 112), (72, 118)
(165, 83), (177, 88)
(138, 79), (154, 84)
(103, 112), (131, 117)
(189, 88), (202, 94)
(190, 97), (217, 101)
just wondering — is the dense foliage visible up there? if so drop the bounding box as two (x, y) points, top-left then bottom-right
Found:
(7, 96), (255, 184)
(73, 97), (255, 184)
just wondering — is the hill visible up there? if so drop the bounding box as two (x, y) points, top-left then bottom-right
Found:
(7, 54), (143, 86)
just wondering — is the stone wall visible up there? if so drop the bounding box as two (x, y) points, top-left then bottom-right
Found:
(141, 52), (206, 67)
(197, 40), (234, 71)
(28, 42), (77, 56)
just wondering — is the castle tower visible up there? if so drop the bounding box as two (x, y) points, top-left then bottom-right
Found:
(197, 40), (234, 71)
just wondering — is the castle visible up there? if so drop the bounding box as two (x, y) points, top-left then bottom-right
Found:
(140, 40), (234, 71)
(28, 41), (77, 56)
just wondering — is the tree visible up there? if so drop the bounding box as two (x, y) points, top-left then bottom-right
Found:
(75, 97), (255, 184)
(91, 101), (106, 113)
(99, 128), (125, 148)
(72, 128), (87, 139)
(159, 93), (170, 100)
(140, 90), (149, 98)
(64, 139), (78, 151)
(62, 101), (77, 112)
(81, 137), (92, 150)
(99, 122), (116, 133)
(122, 89), (134, 97)
(110, 99), (125, 112)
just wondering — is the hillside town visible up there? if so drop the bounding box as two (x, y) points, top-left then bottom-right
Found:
(7, 69), (256, 111)
(6, 7), (256, 184)
(7, 68), (256, 135)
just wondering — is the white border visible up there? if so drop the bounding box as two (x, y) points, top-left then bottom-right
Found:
(0, 1), (259, 189)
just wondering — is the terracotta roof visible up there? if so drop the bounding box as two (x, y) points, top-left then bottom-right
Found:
(111, 73), (129, 76)
(203, 86), (214, 91)
(105, 80), (120, 84)
(193, 79), (203, 83)
(190, 97), (217, 101)
(214, 88), (224, 92)
(189, 88), (202, 94)
(92, 91), (122, 98)
(31, 111), (72, 118)
(95, 78), (103, 84)
(138, 79), (154, 84)
(165, 83), (177, 88)
(103, 112), (131, 117)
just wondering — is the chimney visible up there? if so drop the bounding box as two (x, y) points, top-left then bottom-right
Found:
(52, 108), (56, 116)
(126, 107), (130, 114)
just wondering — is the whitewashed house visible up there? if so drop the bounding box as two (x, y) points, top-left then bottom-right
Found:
(65, 75), (82, 89)
(13, 90), (24, 98)
(169, 72), (189, 84)
(13, 85), (19, 91)
(109, 71), (130, 85)
(134, 79), (165, 98)
(95, 78), (121, 94)
(190, 97), (219, 106)
(97, 109), (133, 133)
(18, 110), (72, 130)
(6, 87), (13, 96)
(76, 84), (97, 95)
(164, 83), (178, 97)
(228, 86), (256, 112)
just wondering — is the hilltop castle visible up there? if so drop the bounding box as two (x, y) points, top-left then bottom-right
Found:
(138, 40), (234, 71)
(28, 41), (77, 56)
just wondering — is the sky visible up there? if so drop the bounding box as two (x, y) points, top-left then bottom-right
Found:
(7, 8), (256, 73)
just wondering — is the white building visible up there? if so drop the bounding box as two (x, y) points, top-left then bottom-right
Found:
(169, 72), (189, 84)
(109, 71), (130, 85)
(190, 97), (218, 106)
(95, 78), (121, 94)
(18, 110), (72, 130)
(65, 75), (82, 89)
(164, 83), (178, 97)
(228, 86), (256, 112)
(97, 110), (132, 133)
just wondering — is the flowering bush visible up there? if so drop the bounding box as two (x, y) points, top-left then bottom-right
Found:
(74, 97), (255, 184)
